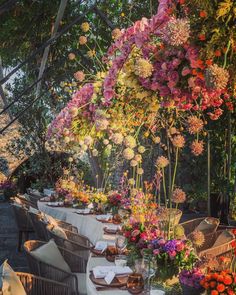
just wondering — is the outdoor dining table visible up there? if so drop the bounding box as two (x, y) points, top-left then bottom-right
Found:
(37, 201), (130, 294)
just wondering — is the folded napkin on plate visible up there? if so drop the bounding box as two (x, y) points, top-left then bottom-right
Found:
(92, 266), (132, 279)
(96, 214), (112, 221)
(94, 241), (115, 251)
(105, 224), (121, 231)
(47, 201), (63, 206)
(76, 208), (91, 214)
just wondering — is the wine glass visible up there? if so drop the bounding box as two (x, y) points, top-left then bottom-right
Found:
(115, 234), (126, 254)
(135, 257), (156, 293)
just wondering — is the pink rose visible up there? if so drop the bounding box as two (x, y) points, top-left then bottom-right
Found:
(168, 250), (177, 258)
(153, 249), (160, 255)
(182, 67), (191, 76)
(172, 58), (181, 68)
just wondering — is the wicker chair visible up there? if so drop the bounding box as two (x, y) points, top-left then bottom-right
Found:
(28, 211), (78, 241)
(13, 196), (36, 208)
(55, 220), (78, 234)
(179, 217), (220, 236)
(24, 240), (87, 295)
(46, 226), (91, 259)
(198, 230), (234, 259)
(28, 211), (49, 241)
(12, 204), (34, 251)
(16, 272), (70, 295)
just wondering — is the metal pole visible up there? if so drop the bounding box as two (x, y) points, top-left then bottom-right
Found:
(35, 0), (68, 99)
(207, 131), (211, 216)
(0, 57), (13, 120)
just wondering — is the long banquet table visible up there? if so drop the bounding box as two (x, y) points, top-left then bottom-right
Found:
(38, 202), (130, 295)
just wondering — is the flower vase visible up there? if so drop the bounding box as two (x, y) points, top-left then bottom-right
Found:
(112, 206), (118, 216)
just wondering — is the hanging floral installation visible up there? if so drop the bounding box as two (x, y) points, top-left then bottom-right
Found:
(44, 0), (236, 289)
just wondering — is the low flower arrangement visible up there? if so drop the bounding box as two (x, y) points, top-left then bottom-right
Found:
(179, 268), (205, 294)
(200, 270), (236, 295)
(107, 191), (122, 214)
(55, 178), (90, 206)
(144, 238), (198, 282)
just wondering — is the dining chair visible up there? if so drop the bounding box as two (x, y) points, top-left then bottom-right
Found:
(198, 230), (234, 259)
(179, 217), (219, 236)
(11, 203), (35, 251)
(46, 225), (91, 259)
(24, 240), (87, 295)
(28, 211), (49, 241)
(16, 272), (71, 295)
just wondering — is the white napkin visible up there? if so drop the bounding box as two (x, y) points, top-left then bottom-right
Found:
(47, 201), (63, 206)
(94, 241), (116, 252)
(76, 208), (90, 214)
(104, 271), (115, 285)
(105, 224), (121, 231)
(94, 241), (108, 252)
(96, 214), (112, 221)
(92, 266), (132, 279)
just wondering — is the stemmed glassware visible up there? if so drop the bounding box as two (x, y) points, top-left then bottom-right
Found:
(134, 257), (156, 294)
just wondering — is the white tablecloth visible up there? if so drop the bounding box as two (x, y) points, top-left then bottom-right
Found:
(37, 202), (129, 295)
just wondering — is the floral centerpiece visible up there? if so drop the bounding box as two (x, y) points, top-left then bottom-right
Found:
(55, 177), (90, 207)
(179, 268), (205, 295)
(200, 270), (236, 295)
(89, 190), (107, 212)
(0, 179), (17, 200)
(143, 237), (198, 284)
(107, 191), (122, 215)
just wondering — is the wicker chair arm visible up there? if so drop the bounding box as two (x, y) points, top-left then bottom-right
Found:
(57, 221), (78, 233)
(65, 230), (92, 247)
(16, 271), (70, 289)
(37, 258), (79, 294)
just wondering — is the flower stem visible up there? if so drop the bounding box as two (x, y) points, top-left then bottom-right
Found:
(171, 148), (179, 206)
(162, 168), (167, 207)
(223, 40), (231, 69)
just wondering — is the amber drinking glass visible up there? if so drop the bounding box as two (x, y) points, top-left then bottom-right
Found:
(127, 273), (144, 294)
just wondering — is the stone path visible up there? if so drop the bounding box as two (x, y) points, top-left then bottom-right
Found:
(0, 201), (29, 271)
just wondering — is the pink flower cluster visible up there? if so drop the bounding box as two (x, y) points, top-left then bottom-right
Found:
(47, 83), (94, 139)
(103, 0), (230, 117)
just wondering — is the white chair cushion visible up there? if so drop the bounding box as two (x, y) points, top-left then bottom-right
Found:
(74, 273), (87, 295)
(213, 230), (234, 247)
(50, 225), (67, 239)
(43, 214), (58, 226)
(0, 260), (26, 295)
(195, 217), (218, 233)
(31, 239), (71, 273)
